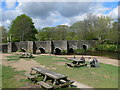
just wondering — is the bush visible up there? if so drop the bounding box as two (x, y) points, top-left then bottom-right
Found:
(96, 44), (117, 51)
(74, 49), (85, 54)
(17, 49), (23, 52)
(61, 50), (67, 55)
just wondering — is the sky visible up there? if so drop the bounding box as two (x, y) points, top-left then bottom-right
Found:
(0, 0), (119, 29)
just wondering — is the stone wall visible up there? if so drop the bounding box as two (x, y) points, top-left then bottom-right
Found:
(77, 40), (97, 49)
(1, 44), (8, 53)
(68, 41), (78, 50)
(52, 41), (67, 51)
(1, 40), (97, 53)
(34, 41), (51, 53)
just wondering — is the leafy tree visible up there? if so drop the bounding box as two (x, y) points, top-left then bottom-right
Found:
(95, 16), (112, 40)
(37, 25), (69, 41)
(9, 14), (38, 42)
(107, 21), (118, 44)
(0, 26), (8, 43)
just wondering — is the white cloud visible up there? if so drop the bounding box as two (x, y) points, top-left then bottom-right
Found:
(1, 19), (11, 28)
(1, 2), (118, 29)
(32, 11), (64, 28)
(18, 2), (57, 18)
(0, 9), (2, 22)
(107, 5), (119, 19)
(6, 2), (16, 9)
(5, 0), (119, 2)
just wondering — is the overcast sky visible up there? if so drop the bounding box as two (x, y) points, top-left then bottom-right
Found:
(0, 0), (119, 29)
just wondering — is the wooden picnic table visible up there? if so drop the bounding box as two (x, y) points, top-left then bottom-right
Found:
(31, 67), (67, 85)
(66, 58), (87, 67)
(70, 58), (83, 62)
(31, 67), (67, 79)
(26, 67), (74, 89)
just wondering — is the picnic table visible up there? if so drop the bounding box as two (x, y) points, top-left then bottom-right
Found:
(66, 57), (87, 67)
(26, 67), (74, 89)
(19, 48), (33, 58)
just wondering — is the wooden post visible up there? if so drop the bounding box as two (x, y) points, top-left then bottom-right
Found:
(53, 79), (56, 85)
(30, 69), (33, 75)
(43, 75), (47, 82)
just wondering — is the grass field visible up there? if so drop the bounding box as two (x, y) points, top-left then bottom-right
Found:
(6, 55), (20, 61)
(33, 55), (118, 88)
(2, 54), (119, 88)
(2, 66), (26, 88)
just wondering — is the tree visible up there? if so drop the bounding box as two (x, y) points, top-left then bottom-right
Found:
(9, 14), (38, 42)
(37, 25), (69, 41)
(107, 21), (118, 44)
(0, 26), (8, 43)
(95, 16), (112, 41)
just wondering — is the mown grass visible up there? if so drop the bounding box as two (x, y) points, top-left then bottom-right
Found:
(33, 55), (118, 88)
(0, 64), (2, 89)
(6, 55), (19, 61)
(2, 66), (26, 88)
(6, 54), (33, 61)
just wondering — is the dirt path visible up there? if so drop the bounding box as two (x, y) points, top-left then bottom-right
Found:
(40, 54), (119, 66)
(3, 59), (43, 73)
(72, 81), (93, 89)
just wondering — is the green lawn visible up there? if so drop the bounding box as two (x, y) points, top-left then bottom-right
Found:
(33, 55), (118, 88)
(6, 55), (19, 61)
(0, 65), (2, 89)
(2, 66), (26, 88)
(2, 54), (119, 88)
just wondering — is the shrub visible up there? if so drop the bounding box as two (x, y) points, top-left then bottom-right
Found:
(96, 44), (117, 51)
(61, 50), (67, 55)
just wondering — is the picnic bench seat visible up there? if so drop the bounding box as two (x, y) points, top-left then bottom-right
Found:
(66, 62), (87, 67)
(66, 62), (75, 67)
(25, 73), (37, 81)
(54, 80), (74, 89)
(19, 48), (33, 58)
(37, 81), (53, 89)
(26, 67), (74, 89)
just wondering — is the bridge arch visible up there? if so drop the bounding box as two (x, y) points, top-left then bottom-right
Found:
(54, 48), (61, 55)
(82, 44), (88, 50)
(68, 48), (74, 54)
(39, 47), (45, 53)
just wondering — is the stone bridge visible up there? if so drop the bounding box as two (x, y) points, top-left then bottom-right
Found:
(0, 40), (97, 54)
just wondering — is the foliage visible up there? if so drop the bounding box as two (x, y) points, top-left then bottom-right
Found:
(36, 25), (69, 41)
(36, 14), (118, 45)
(1, 13), (118, 45)
(9, 14), (38, 42)
(0, 26), (8, 43)
(6, 55), (19, 61)
(61, 50), (67, 55)
(74, 49), (86, 54)
(96, 44), (117, 51)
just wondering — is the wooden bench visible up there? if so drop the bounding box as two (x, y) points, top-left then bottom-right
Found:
(37, 81), (53, 89)
(66, 62), (75, 67)
(66, 62), (87, 67)
(25, 73), (37, 80)
(54, 80), (74, 89)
